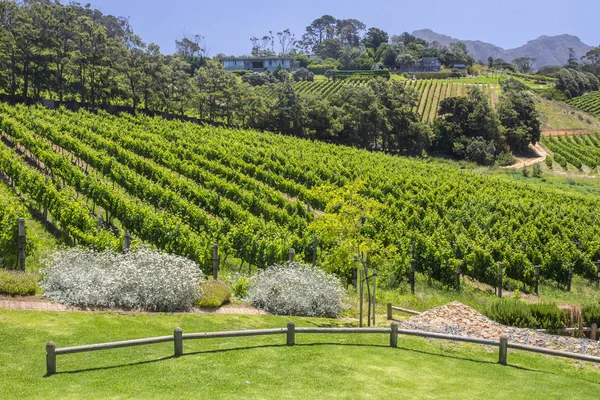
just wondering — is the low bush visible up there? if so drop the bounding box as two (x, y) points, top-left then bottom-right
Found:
(582, 303), (600, 327)
(41, 248), (204, 311)
(529, 303), (568, 330)
(496, 151), (517, 166)
(532, 163), (543, 178)
(194, 280), (232, 308)
(484, 299), (568, 330)
(247, 262), (345, 317)
(0, 269), (37, 296)
(485, 299), (535, 328)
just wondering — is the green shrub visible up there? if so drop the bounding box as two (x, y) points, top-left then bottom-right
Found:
(232, 276), (249, 298)
(521, 167), (530, 177)
(532, 163), (543, 178)
(529, 303), (568, 330)
(485, 299), (568, 330)
(0, 269), (38, 296)
(545, 157), (553, 169)
(194, 280), (232, 308)
(582, 303), (600, 327)
(496, 151), (517, 166)
(307, 64), (337, 75)
(485, 299), (535, 328)
(230, 70), (251, 77)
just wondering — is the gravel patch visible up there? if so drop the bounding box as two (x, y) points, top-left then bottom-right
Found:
(399, 301), (600, 357)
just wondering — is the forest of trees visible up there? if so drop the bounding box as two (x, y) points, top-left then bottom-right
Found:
(0, 1), (542, 163)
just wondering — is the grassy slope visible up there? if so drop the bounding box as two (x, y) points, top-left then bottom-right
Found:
(536, 95), (600, 132)
(1, 309), (599, 399)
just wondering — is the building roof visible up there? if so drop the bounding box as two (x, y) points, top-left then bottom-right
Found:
(221, 57), (294, 61)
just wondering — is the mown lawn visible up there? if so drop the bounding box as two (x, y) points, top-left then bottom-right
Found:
(1, 309), (599, 399)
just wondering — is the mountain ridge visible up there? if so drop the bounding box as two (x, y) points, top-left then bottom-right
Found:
(411, 29), (594, 70)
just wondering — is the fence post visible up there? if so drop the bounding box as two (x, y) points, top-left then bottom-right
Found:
(372, 270), (377, 326)
(287, 321), (295, 346)
(390, 322), (398, 348)
(498, 262), (503, 298)
(592, 323), (598, 341)
(174, 327), (183, 357)
(534, 265), (540, 296)
(410, 259), (415, 295)
(212, 244), (219, 280)
(567, 264), (573, 292)
(124, 233), (131, 254)
(18, 218), (25, 271)
(387, 302), (392, 320)
(455, 265), (461, 290)
(46, 341), (56, 375)
(288, 248), (295, 262)
(359, 268), (364, 328)
(498, 335), (508, 365)
(312, 236), (318, 267)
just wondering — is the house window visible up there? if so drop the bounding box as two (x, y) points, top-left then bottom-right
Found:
(252, 61), (264, 69)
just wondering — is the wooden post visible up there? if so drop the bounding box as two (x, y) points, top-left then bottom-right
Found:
(410, 259), (415, 295)
(46, 341), (56, 375)
(123, 233), (131, 254)
(174, 327), (183, 357)
(212, 244), (219, 280)
(596, 260), (600, 290)
(372, 270), (377, 327)
(567, 264), (573, 292)
(498, 262), (503, 298)
(534, 265), (540, 296)
(387, 302), (392, 320)
(288, 248), (295, 262)
(390, 322), (398, 348)
(455, 265), (461, 290)
(359, 268), (364, 328)
(352, 266), (358, 289)
(591, 323), (598, 341)
(498, 335), (508, 365)
(312, 236), (318, 267)
(97, 215), (102, 231)
(287, 321), (295, 346)
(18, 218), (25, 271)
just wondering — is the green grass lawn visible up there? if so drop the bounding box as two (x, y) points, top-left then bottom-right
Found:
(1, 309), (599, 399)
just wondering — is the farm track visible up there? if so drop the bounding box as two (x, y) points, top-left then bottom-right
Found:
(505, 143), (549, 169)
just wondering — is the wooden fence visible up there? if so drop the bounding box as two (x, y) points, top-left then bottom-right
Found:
(45, 320), (600, 376)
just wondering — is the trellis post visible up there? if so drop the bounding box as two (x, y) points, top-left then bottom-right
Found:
(18, 218), (25, 271)
(212, 244), (219, 280)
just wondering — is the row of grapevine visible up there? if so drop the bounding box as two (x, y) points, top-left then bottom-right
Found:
(542, 133), (600, 170)
(568, 91), (600, 117)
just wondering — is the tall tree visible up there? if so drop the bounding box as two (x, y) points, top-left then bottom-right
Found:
(512, 57), (537, 73)
(362, 27), (389, 53)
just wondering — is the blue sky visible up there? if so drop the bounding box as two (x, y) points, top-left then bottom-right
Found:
(91, 0), (599, 55)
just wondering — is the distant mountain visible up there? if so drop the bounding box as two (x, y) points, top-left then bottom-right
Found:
(412, 29), (594, 70)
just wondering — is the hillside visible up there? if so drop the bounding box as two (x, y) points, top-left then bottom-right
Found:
(412, 29), (593, 69)
(2, 103), (600, 291)
(267, 79), (498, 123)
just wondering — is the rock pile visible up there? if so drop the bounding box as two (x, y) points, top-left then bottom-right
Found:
(399, 301), (600, 357)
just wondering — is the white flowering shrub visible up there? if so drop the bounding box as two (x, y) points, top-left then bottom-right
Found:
(41, 247), (204, 311)
(247, 262), (345, 318)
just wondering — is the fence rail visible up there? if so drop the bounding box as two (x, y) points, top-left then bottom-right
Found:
(45, 320), (600, 376)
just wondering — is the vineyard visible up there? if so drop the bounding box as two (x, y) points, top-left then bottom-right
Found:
(568, 91), (600, 117)
(1, 103), (600, 292)
(542, 132), (600, 170)
(262, 79), (498, 124)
